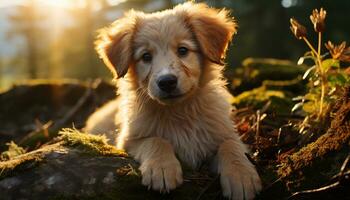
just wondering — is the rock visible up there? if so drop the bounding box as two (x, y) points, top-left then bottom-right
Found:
(0, 129), (217, 200)
(0, 79), (116, 151)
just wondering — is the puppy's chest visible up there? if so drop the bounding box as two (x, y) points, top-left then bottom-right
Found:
(150, 113), (222, 167)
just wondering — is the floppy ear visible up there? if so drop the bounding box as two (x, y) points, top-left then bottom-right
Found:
(179, 3), (237, 64)
(95, 12), (138, 78)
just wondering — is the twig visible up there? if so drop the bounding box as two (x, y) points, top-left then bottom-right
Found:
(19, 81), (95, 147)
(19, 120), (53, 144)
(261, 177), (282, 192)
(277, 123), (293, 146)
(255, 110), (261, 147)
(51, 82), (93, 131)
(260, 100), (271, 114)
(287, 182), (340, 200)
(288, 155), (350, 199)
(239, 112), (267, 141)
(340, 154), (350, 176)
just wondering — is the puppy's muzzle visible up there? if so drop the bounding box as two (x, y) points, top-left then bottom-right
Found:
(157, 74), (178, 93)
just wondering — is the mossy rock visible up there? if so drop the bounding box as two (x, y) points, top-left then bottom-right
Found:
(277, 88), (350, 194)
(0, 130), (219, 200)
(231, 58), (307, 95)
(231, 84), (295, 117)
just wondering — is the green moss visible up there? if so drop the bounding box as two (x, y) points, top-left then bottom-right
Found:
(0, 143), (60, 179)
(231, 58), (307, 95)
(0, 129), (127, 180)
(1, 141), (26, 161)
(0, 154), (42, 179)
(59, 128), (127, 157)
(278, 124), (350, 179)
(231, 86), (285, 105)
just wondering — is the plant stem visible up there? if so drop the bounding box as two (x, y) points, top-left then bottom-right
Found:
(319, 79), (325, 119)
(317, 32), (325, 120)
(318, 32), (321, 56)
(303, 37), (318, 55)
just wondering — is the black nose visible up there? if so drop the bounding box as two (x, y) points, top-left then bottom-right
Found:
(157, 74), (178, 93)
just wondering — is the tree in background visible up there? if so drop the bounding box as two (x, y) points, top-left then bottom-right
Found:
(0, 57), (2, 88)
(2, 0), (350, 81)
(7, 0), (45, 79)
(52, 0), (112, 79)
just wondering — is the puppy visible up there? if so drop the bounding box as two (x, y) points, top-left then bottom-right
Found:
(86, 2), (261, 199)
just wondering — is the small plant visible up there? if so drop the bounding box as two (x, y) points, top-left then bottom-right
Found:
(289, 8), (350, 134)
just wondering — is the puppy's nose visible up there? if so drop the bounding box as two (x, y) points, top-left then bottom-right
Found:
(157, 74), (178, 93)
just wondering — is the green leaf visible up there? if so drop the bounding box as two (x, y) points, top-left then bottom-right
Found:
(321, 59), (340, 72)
(327, 73), (348, 86)
(304, 93), (318, 101)
(303, 101), (317, 114)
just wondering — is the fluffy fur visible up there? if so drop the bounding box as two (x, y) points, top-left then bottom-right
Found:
(86, 2), (261, 199)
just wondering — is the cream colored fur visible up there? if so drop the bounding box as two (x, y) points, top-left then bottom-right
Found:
(86, 2), (261, 200)
(84, 99), (119, 144)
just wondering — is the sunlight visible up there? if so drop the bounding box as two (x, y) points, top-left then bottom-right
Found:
(0, 0), (81, 8)
(0, 0), (126, 9)
(39, 0), (78, 8)
(40, 0), (126, 9)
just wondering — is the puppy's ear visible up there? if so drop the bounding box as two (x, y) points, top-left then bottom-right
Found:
(95, 11), (138, 78)
(179, 3), (237, 64)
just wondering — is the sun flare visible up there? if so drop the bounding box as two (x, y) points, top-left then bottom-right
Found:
(39, 0), (84, 8)
(39, 0), (126, 9)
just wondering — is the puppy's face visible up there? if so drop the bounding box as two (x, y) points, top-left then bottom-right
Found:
(133, 15), (201, 104)
(96, 3), (236, 105)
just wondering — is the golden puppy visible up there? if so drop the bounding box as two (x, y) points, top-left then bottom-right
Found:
(85, 2), (261, 199)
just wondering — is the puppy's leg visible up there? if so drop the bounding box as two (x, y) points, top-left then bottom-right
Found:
(125, 137), (183, 193)
(217, 139), (262, 200)
(84, 99), (119, 144)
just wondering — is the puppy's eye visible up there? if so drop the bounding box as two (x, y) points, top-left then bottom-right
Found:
(142, 52), (152, 62)
(178, 47), (188, 57)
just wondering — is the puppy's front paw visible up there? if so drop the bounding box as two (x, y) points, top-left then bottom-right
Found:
(140, 157), (183, 193)
(220, 162), (262, 200)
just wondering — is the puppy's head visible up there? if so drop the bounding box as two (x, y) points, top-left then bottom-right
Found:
(96, 2), (236, 105)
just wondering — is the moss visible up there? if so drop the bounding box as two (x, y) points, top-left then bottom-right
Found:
(0, 154), (42, 179)
(278, 126), (350, 179)
(1, 141), (26, 161)
(0, 143), (60, 179)
(116, 164), (140, 177)
(59, 128), (127, 157)
(231, 86), (285, 105)
(278, 88), (350, 180)
(231, 58), (307, 95)
(0, 129), (127, 180)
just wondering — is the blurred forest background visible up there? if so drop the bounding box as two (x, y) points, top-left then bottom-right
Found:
(0, 0), (349, 90)
(1, 1), (350, 199)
